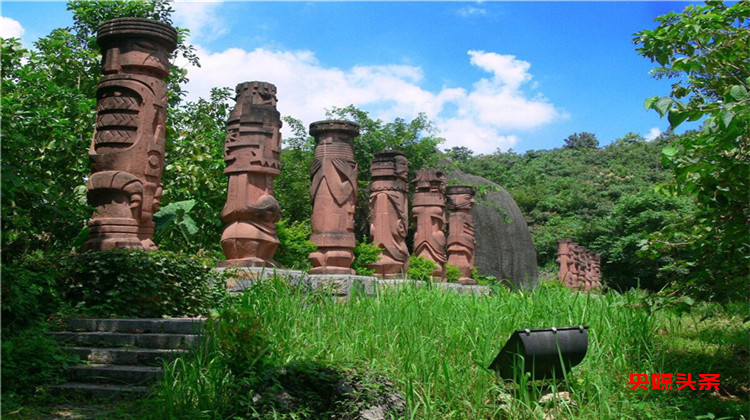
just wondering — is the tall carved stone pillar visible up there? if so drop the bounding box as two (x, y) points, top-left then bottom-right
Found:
(308, 120), (360, 274)
(556, 238), (573, 285)
(84, 18), (177, 251)
(368, 151), (409, 278)
(412, 170), (447, 279)
(592, 254), (602, 289)
(446, 186), (476, 285)
(568, 242), (582, 289)
(219, 82), (282, 267)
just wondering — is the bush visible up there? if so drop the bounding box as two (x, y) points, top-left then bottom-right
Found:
(407, 255), (437, 281)
(444, 263), (462, 283)
(275, 218), (316, 270)
(1, 327), (76, 403)
(352, 241), (381, 276)
(59, 250), (225, 318)
(1, 256), (64, 335)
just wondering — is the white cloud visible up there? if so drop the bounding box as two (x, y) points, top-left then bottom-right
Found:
(173, 1), (227, 42)
(1, 16), (25, 39)
(178, 46), (562, 154)
(456, 6), (487, 18)
(644, 127), (662, 141)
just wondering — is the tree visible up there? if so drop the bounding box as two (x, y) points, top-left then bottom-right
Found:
(445, 146), (474, 163)
(634, 1), (749, 299)
(563, 132), (599, 149)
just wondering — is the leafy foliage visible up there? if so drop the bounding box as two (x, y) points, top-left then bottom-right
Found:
(352, 241), (382, 276)
(635, 1), (750, 299)
(275, 218), (316, 269)
(444, 263), (462, 283)
(407, 255), (438, 281)
(563, 132), (599, 149)
(59, 250), (225, 318)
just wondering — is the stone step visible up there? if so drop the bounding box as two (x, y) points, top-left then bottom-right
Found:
(67, 364), (162, 385)
(68, 346), (188, 366)
(66, 318), (206, 334)
(49, 382), (151, 400)
(48, 331), (205, 349)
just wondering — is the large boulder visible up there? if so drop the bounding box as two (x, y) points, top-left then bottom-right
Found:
(446, 168), (538, 289)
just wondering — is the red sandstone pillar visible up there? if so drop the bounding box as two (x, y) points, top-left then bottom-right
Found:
(308, 120), (360, 275)
(568, 242), (582, 289)
(219, 82), (282, 267)
(412, 170), (447, 279)
(446, 185), (477, 285)
(556, 238), (573, 285)
(369, 150), (410, 278)
(84, 18), (177, 251)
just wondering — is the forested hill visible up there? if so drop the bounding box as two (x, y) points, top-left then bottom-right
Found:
(445, 132), (695, 292)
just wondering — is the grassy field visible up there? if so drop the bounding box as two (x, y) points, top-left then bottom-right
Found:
(153, 276), (748, 419)
(8, 276), (748, 419)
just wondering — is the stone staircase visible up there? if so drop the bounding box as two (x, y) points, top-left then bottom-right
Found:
(47, 318), (206, 399)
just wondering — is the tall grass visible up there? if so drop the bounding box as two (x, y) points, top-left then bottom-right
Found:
(155, 277), (748, 419)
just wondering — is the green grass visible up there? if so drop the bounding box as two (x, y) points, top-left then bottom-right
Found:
(152, 277), (748, 419)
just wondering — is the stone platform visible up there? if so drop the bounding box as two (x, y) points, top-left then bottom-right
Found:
(212, 267), (490, 297)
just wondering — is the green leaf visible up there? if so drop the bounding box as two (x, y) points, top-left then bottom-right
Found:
(728, 85), (749, 102)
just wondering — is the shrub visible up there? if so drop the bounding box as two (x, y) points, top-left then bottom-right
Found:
(1, 255), (64, 335)
(275, 218), (316, 269)
(59, 250), (225, 318)
(407, 255), (437, 281)
(352, 241), (381, 276)
(1, 327), (76, 403)
(444, 263), (462, 283)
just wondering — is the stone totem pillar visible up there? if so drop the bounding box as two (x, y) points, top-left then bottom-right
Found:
(592, 254), (602, 289)
(219, 82), (282, 267)
(84, 18), (177, 251)
(308, 120), (360, 274)
(556, 238), (573, 284)
(446, 186), (477, 285)
(412, 170), (447, 279)
(368, 151), (410, 278)
(567, 242), (582, 289)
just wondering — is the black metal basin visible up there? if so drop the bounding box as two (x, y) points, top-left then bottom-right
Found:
(489, 325), (589, 380)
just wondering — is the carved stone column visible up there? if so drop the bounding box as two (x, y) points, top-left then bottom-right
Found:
(84, 18), (177, 251)
(308, 120), (360, 274)
(567, 242), (582, 289)
(412, 170), (447, 279)
(592, 254), (602, 289)
(446, 185), (476, 285)
(368, 150), (409, 278)
(219, 82), (282, 267)
(556, 238), (573, 285)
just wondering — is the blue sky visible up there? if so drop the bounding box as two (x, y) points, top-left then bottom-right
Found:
(1, 1), (702, 153)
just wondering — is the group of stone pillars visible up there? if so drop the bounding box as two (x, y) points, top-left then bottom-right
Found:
(556, 239), (602, 291)
(82, 18), (477, 283)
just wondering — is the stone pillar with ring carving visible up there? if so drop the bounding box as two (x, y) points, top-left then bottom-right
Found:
(219, 81), (282, 267)
(84, 18), (177, 251)
(308, 120), (360, 275)
(412, 169), (447, 280)
(446, 185), (477, 285)
(368, 150), (410, 278)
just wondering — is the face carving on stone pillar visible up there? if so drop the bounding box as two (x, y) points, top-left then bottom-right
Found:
(84, 18), (177, 252)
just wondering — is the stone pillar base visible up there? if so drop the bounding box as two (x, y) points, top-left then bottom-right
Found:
(217, 258), (280, 268)
(458, 277), (478, 285)
(309, 266), (355, 275)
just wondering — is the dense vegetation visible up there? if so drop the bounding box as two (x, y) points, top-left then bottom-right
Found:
(1, 0), (747, 417)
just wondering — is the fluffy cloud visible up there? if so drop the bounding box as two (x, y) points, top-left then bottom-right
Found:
(644, 127), (662, 141)
(172, 0), (227, 42)
(178, 46), (561, 154)
(1, 16), (25, 40)
(456, 6), (487, 18)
